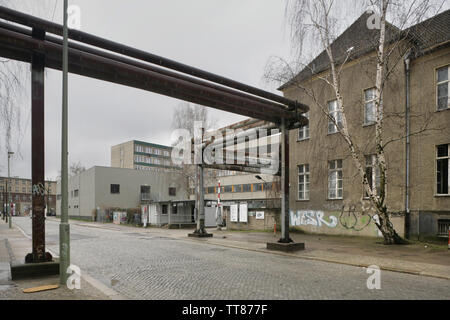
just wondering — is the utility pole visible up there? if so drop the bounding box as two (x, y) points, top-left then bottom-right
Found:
(59, 0), (70, 285)
(7, 151), (14, 229)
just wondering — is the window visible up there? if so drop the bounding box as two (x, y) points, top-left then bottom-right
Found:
(364, 88), (376, 125)
(110, 184), (120, 194)
(328, 160), (343, 199)
(364, 155), (381, 198)
(172, 204), (178, 214)
(135, 144), (144, 153)
(298, 164), (310, 200)
(161, 204), (168, 215)
(437, 66), (449, 111)
(141, 185), (151, 201)
(253, 183), (263, 192)
(207, 187), (215, 194)
(233, 185), (242, 193)
(438, 220), (450, 237)
(437, 144), (449, 195)
(224, 185), (232, 193)
(328, 100), (343, 134)
(243, 184), (252, 192)
(74, 189), (79, 197)
(298, 112), (310, 140)
(263, 182), (273, 191)
(169, 187), (176, 196)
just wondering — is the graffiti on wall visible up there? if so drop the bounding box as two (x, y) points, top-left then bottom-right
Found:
(290, 210), (338, 228)
(339, 205), (373, 231)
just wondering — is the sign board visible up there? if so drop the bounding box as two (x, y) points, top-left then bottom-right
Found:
(255, 211), (264, 220)
(239, 203), (248, 223)
(113, 211), (127, 225)
(230, 204), (238, 222)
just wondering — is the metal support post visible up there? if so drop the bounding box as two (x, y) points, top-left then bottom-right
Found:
(26, 26), (51, 262)
(279, 118), (292, 243)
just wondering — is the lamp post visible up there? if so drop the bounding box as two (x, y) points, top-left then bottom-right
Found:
(59, 0), (70, 285)
(7, 151), (14, 229)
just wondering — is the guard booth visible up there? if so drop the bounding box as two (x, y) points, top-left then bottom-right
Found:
(143, 200), (196, 228)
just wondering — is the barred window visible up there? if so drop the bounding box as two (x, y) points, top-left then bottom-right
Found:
(110, 184), (120, 194)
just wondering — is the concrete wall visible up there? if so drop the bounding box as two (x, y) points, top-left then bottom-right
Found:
(226, 208), (279, 231)
(111, 141), (134, 169)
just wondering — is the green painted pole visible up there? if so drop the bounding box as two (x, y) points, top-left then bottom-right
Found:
(7, 151), (13, 229)
(59, 0), (70, 285)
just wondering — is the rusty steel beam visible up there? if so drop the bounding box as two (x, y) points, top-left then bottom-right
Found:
(0, 21), (299, 118)
(0, 27), (300, 123)
(0, 5), (309, 114)
(203, 163), (280, 176)
(27, 28), (50, 263)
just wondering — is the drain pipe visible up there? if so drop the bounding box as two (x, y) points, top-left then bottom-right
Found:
(404, 51), (411, 239)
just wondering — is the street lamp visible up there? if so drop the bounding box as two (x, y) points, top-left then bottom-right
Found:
(60, 0), (71, 285)
(7, 151), (14, 229)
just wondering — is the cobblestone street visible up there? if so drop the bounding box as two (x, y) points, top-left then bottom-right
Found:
(11, 218), (450, 300)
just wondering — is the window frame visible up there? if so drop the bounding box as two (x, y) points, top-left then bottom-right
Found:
(110, 184), (120, 194)
(363, 87), (377, 126)
(327, 100), (343, 134)
(297, 111), (310, 141)
(298, 164), (310, 201)
(436, 65), (450, 111)
(328, 159), (343, 200)
(363, 155), (381, 199)
(436, 144), (449, 195)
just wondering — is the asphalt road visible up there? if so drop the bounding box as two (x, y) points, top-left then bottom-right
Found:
(12, 217), (450, 300)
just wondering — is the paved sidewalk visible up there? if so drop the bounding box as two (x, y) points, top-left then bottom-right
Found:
(55, 218), (450, 280)
(0, 220), (111, 300)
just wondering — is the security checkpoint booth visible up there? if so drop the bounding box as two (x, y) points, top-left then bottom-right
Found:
(142, 200), (196, 228)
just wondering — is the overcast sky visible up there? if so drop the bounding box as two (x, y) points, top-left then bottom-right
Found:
(0, 0), (294, 180)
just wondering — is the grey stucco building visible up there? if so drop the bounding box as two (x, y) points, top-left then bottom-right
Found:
(56, 166), (187, 219)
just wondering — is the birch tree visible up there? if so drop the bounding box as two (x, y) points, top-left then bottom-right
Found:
(266, 0), (446, 244)
(171, 102), (217, 198)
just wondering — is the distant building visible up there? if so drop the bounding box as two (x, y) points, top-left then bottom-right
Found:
(0, 177), (57, 215)
(111, 140), (179, 172)
(56, 166), (190, 221)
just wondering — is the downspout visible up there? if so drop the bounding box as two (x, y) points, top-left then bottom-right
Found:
(404, 51), (411, 239)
